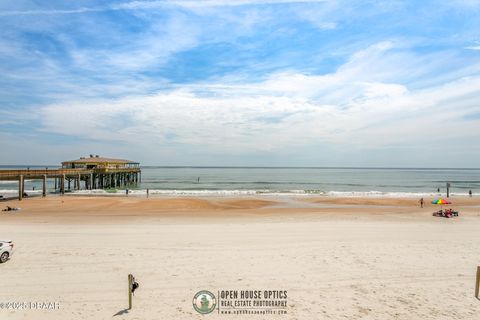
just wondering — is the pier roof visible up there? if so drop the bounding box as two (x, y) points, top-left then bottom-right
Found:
(62, 156), (138, 165)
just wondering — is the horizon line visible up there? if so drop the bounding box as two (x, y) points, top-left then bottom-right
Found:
(1, 165), (480, 170)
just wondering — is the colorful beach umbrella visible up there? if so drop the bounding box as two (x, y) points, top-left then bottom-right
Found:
(431, 199), (451, 205)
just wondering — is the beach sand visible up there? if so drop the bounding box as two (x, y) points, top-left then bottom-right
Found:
(1, 195), (480, 319)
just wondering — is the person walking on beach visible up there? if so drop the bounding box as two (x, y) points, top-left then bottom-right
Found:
(146, 188), (149, 198)
(419, 198), (424, 208)
(469, 190), (472, 197)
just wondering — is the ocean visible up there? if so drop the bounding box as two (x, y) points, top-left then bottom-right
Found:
(1, 166), (480, 197)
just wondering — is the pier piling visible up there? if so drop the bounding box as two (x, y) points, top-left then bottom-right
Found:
(61, 174), (66, 194)
(18, 175), (24, 201)
(42, 175), (46, 197)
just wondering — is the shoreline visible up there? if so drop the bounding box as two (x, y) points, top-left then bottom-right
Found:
(1, 188), (478, 199)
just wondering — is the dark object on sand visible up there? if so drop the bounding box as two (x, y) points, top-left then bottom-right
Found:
(132, 281), (139, 295)
(433, 208), (459, 218)
(2, 206), (21, 212)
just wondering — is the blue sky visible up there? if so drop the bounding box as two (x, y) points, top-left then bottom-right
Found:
(0, 0), (480, 166)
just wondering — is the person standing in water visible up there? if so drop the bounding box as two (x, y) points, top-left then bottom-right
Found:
(469, 190), (472, 197)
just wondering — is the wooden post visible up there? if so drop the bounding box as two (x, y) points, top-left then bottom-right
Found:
(476, 266), (480, 299)
(128, 274), (133, 309)
(54, 177), (57, 190)
(61, 174), (66, 194)
(90, 173), (93, 190)
(18, 175), (24, 201)
(77, 174), (81, 190)
(42, 175), (47, 197)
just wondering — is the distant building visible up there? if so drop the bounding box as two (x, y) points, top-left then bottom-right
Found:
(61, 155), (140, 169)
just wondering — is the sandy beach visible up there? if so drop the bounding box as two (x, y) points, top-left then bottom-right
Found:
(1, 195), (480, 319)
(3, 0), (480, 319)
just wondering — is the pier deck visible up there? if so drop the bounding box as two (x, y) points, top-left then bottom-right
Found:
(0, 167), (141, 200)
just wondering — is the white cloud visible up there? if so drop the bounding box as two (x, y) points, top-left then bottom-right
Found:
(68, 13), (200, 72)
(116, 0), (333, 10)
(0, 7), (102, 16)
(34, 42), (480, 157)
(0, 0), (332, 16)
(465, 45), (480, 51)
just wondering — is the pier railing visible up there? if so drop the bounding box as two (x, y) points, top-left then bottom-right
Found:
(0, 168), (140, 180)
(0, 169), (93, 180)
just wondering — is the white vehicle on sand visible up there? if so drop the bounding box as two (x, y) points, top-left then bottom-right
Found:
(0, 240), (13, 263)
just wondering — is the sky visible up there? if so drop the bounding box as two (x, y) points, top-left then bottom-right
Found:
(0, 0), (480, 167)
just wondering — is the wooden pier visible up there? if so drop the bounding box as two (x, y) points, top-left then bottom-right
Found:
(0, 156), (141, 200)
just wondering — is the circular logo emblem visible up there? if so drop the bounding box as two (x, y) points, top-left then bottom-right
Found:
(192, 290), (216, 314)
